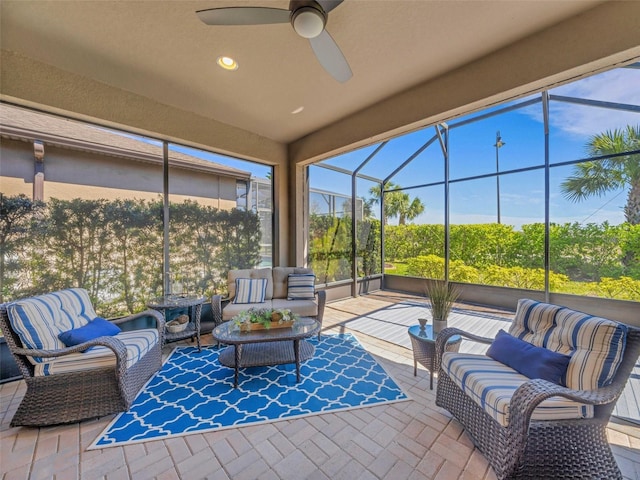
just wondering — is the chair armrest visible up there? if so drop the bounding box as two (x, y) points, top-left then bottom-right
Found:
(435, 327), (493, 358)
(315, 290), (327, 322)
(507, 377), (621, 439)
(11, 336), (128, 367)
(211, 295), (226, 326)
(112, 309), (165, 344)
(111, 309), (165, 330)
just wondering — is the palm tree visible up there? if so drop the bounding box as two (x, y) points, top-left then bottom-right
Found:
(369, 182), (425, 225)
(561, 125), (640, 224)
(398, 197), (425, 225)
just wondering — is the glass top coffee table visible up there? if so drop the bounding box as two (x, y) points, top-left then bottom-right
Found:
(212, 317), (320, 388)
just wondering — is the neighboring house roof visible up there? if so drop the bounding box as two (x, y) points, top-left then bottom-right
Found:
(0, 104), (251, 180)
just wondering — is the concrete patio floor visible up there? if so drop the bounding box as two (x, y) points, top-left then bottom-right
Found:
(1, 290), (639, 479)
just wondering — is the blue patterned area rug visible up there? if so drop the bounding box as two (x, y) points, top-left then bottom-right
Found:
(90, 334), (409, 449)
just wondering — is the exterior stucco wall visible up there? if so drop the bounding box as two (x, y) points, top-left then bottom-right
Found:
(1, 137), (239, 207)
(0, 138), (33, 196)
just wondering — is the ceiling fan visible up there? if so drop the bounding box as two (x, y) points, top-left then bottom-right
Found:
(196, 0), (352, 83)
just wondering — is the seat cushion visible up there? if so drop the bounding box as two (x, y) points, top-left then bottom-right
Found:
(272, 298), (318, 318)
(7, 288), (97, 361)
(222, 300), (274, 321)
(34, 329), (159, 376)
(509, 299), (628, 389)
(441, 352), (593, 427)
(228, 268), (273, 301)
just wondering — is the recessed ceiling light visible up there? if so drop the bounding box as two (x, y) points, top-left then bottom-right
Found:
(216, 56), (238, 71)
(291, 106), (304, 114)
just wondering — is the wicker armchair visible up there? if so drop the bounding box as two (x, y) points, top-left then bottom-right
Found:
(0, 289), (164, 427)
(435, 300), (640, 480)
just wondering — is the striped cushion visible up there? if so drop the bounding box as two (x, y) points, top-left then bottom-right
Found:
(287, 274), (316, 300)
(546, 309), (627, 389)
(442, 352), (593, 427)
(34, 329), (159, 376)
(228, 268), (273, 301)
(233, 278), (268, 304)
(7, 288), (97, 362)
(508, 299), (562, 346)
(509, 299), (627, 389)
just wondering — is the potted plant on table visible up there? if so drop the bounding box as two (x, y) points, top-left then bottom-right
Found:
(426, 280), (460, 334)
(232, 307), (298, 332)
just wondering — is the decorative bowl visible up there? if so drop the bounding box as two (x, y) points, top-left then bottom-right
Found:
(166, 317), (188, 333)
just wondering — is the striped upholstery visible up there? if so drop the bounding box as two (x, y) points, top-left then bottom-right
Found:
(442, 352), (593, 427)
(34, 329), (159, 376)
(547, 308), (627, 389)
(233, 278), (268, 304)
(287, 273), (316, 300)
(272, 267), (313, 298)
(509, 299), (627, 389)
(6, 288), (97, 362)
(228, 268), (273, 301)
(508, 299), (562, 345)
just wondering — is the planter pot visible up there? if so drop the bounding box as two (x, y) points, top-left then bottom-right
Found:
(239, 320), (294, 332)
(433, 318), (448, 334)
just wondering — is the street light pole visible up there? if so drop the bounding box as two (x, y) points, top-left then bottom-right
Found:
(494, 131), (505, 224)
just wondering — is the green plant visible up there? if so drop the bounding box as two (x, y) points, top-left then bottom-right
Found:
(425, 280), (460, 321)
(232, 307), (298, 329)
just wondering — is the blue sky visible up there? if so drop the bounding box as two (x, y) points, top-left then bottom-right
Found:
(175, 65), (639, 230)
(310, 65), (640, 228)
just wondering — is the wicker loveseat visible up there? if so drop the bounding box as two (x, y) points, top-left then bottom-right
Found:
(435, 299), (640, 480)
(211, 267), (326, 339)
(0, 288), (164, 427)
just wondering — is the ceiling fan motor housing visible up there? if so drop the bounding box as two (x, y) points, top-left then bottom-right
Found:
(290, 2), (327, 38)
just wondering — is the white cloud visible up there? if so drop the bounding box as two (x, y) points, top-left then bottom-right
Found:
(525, 67), (640, 138)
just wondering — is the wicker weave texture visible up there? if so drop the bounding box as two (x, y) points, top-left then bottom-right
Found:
(435, 326), (640, 480)
(0, 303), (163, 427)
(218, 339), (314, 368)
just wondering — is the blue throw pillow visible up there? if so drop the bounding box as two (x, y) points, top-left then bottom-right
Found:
(58, 317), (121, 347)
(487, 330), (572, 385)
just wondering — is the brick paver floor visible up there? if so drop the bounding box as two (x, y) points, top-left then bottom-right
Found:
(2, 291), (639, 479)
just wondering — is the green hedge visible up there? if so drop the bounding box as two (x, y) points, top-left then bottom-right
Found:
(1, 195), (261, 316)
(386, 222), (640, 281)
(389, 222), (640, 301)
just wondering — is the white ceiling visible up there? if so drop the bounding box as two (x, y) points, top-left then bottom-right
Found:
(0, 0), (605, 145)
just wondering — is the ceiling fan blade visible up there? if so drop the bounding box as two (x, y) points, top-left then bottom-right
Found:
(196, 7), (290, 26)
(309, 29), (352, 83)
(315, 0), (344, 14)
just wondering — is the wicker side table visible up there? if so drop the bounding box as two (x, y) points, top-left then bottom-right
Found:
(408, 324), (461, 390)
(147, 295), (206, 351)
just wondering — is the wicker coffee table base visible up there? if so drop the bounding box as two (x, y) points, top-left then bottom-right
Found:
(218, 339), (315, 388)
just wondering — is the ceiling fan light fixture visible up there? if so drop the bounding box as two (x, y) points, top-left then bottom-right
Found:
(291, 7), (325, 39)
(216, 56), (239, 71)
